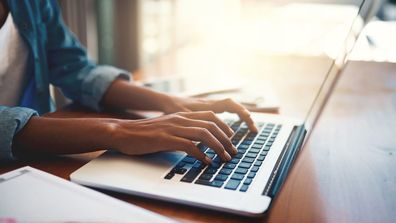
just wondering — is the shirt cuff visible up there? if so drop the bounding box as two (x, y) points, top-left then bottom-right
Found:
(81, 65), (131, 111)
(0, 106), (38, 162)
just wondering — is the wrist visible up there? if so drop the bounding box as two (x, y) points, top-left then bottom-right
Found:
(97, 119), (122, 149)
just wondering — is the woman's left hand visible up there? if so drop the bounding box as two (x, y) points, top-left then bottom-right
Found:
(163, 96), (258, 132)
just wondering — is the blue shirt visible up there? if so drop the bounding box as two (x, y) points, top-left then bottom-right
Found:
(0, 0), (130, 161)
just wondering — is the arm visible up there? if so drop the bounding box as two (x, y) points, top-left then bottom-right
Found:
(12, 112), (237, 164)
(0, 106), (37, 161)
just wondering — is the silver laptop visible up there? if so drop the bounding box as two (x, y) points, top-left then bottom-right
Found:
(71, 1), (366, 217)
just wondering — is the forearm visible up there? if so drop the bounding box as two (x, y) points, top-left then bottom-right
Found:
(101, 79), (175, 112)
(12, 116), (116, 156)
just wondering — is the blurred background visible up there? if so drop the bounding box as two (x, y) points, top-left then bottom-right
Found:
(55, 0), (396, 117)
(58, 0), (395, 70)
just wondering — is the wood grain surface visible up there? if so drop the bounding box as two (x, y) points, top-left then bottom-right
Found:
(1, 60), (395, 223)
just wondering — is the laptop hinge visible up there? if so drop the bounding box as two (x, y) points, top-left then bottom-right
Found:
(262, 124), (307, 197)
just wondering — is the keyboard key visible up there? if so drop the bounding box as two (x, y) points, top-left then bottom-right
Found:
(251, 144), (263, 150)
(219, 168), (232, 175)
(176, 162), (186, 168)
(247, 132), (257, 137)
(257, 122), (265, 127)
(182, 156), (197, 164)
(239, 162), (252, 169)
(237, 149), (247, 154)
(234, 167), (248, 174)
(210, 162), (221, 169)
(241, 140), (253, 145)
(240, 184), (249, 192)
(247, 172), (256, 178)
(254, 161), (263, 166)
(214, 174), (229, 181)
(174, 167), (188, 174)
(230, 122), (242, 131)
(224, 163), (236, 169)
(243, 178), (253, 185)
(229, 158), (240, 164)
(267, 142), (273, 146)
(238, 144), (249, 150)
(206, 149), (215, 155)
(242, 157), (255, 163)
(263, 146), (271, 151)
(261, 151), (268, 156)
(235, 153), (244, 159)
(199, 173), (213, 181)
(225, 179), (241, 190)
(195, 179), (224, 188)
(198, 144), (208, 152)
(251, 166), (260, 172)
(249, 148), (261, 153)
(231, 139), (240, 145)
(255, 140), (266, 145)
(260, 133), (269, 137)
(164, 172), (175, 180)
(210, 180), (224, 187)
(257, 155), (265, 161)
(193, 161), (205, 169)
(204, 167), (218, 174)
(257, 136), (267, 141)
(245, 152), (258, 158)
(231, 173), (245, 180)
(206, 153), (216, 159)
(181, 167), (202, 183)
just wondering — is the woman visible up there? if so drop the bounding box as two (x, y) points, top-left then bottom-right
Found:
(0, 0), (256, 164)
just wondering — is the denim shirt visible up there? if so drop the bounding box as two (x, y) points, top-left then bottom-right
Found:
(0, 0), (130, 161)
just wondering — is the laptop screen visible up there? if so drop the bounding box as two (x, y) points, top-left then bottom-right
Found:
(301, 0), (366, 133)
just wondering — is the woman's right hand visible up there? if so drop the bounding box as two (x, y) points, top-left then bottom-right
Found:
(107, 111), (237, 165)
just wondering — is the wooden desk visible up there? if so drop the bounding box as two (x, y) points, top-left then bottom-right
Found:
(1, 61), (395, 223)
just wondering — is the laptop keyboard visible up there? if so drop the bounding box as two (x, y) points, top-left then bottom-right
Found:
(164, 120), (282, 192)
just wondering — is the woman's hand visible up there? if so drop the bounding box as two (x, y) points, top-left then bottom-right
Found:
(102, 80), (257, 132)
(13, 111), (237, 164)
(109, 111), (237, 164)
(163, 96), (258, 132)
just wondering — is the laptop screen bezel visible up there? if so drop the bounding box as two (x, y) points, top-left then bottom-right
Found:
(302, 0), (367, 135)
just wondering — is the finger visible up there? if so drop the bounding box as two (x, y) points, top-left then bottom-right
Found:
(170, 117), (237, 157)
(169, 126), (233, 161)
(212, 99), (258, 132)
(171, 136), (212, 165)
(177, 111), (234, 137)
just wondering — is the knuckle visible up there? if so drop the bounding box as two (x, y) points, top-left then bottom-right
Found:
(198, 128), (211, 138)
(207, 111), (216, 117)
(183, 141), (196, 152)
(175, 111), (185, 116)
(223, 98), (234, 103)
(169, 114), (183, 122)
(207, 121), (217, 130)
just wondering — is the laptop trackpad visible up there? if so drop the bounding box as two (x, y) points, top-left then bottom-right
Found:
(71, 151), (184, 190)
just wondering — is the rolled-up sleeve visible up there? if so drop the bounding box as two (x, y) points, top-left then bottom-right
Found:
(0, 106), (38, 161)
(42, 0), (131, 111)
(81, 65), (130, 111)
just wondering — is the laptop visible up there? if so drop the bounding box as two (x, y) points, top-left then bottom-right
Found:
(71, 1), (366, 217)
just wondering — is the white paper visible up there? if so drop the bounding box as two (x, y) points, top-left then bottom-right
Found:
(0, 166), (176, 223)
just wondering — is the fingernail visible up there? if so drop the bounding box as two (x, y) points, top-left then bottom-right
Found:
(224, 152), (232, 161)
(204, 156), (212, 165)
(232, 146), (238, 155)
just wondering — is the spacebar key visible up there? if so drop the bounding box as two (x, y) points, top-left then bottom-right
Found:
(181, 168), (202, 183)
